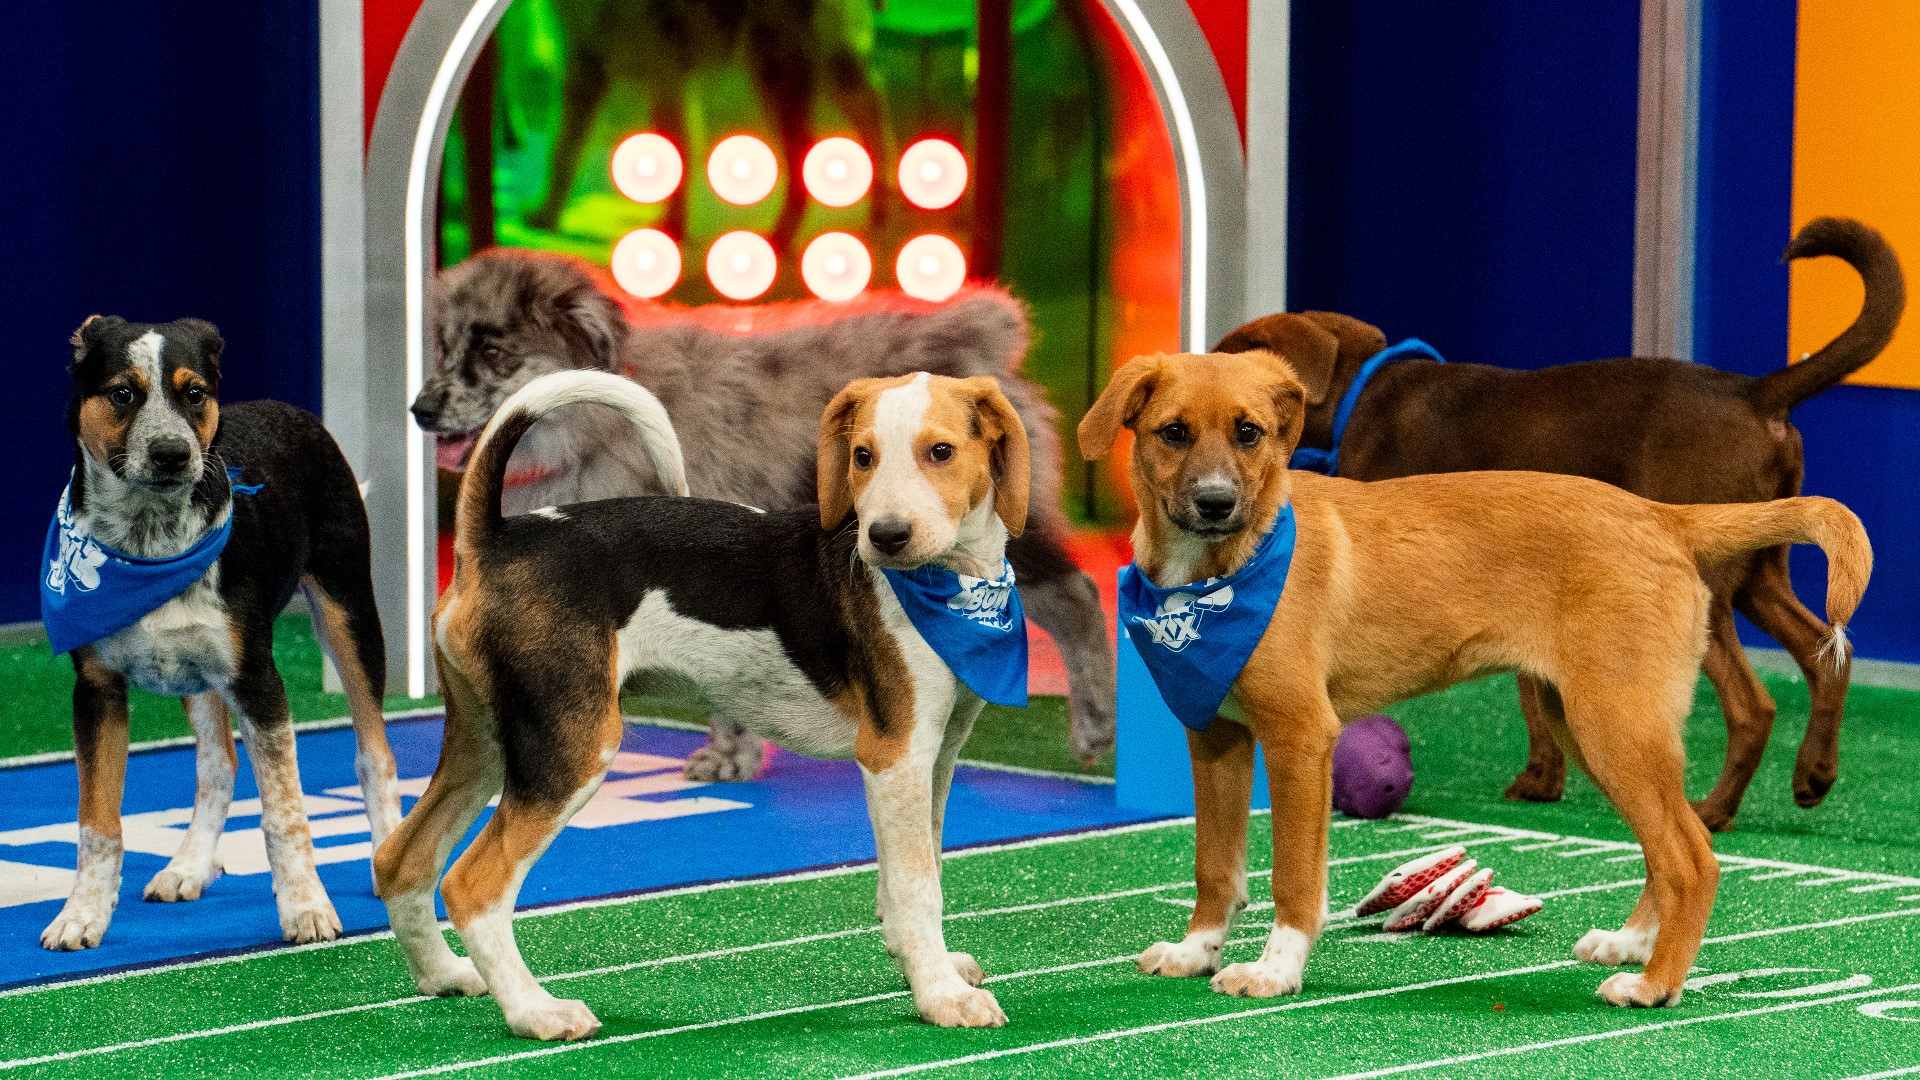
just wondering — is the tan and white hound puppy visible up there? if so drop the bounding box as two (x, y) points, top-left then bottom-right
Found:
(374, 369), (1029, 1040)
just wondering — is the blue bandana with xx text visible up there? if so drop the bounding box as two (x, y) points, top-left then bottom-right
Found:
(1118, 506), (1297, 731)
(39, 468), (260, 656)
(879, 561), (1028, 707)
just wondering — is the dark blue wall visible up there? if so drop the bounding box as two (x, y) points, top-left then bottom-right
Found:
(1289, 0), (1918, 664)
(1287, 1), (1642, 367)
(0, 4), (323, 625)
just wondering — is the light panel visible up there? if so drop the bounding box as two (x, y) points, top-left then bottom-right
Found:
(611, 228), (681, 298)
(898, 139), (967, 210)
(803, 137), (874, 207)
(801, 232), (873, 301)
(895, 233), (966, 302)
(610, 133), (682, 204)
(706, 231), (778, 300)
(707, 135), (778, 206)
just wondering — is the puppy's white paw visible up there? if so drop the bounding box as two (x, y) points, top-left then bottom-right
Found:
(40, 900), (113, 951)
(144, 863), (220, 903)
(414, 956), (489, 998)
(918, 985), (1007, 1028)
(1574, 926), (1655, 966)
(949, 952), (987, 987)
(506, 996), (601, 1041)
(280, 899), (344, 944)
(682, 740), (762, 782)
(1137, 936), (1221, 978)
(1210, 958), (1304, 998)
(1598, 972), (1681, 1008)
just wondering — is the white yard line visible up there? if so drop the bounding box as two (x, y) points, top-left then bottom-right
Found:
(0, 707), (446, 770)
(823, 910), (1920, 1080)
(1843, 1066), (1920, 1080)
(1315, 981), (1920, 1080)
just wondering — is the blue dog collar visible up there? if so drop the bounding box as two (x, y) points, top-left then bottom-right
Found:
(1117, 506), (1298, 731)
(880, 560), (1029, 707)
(1289, 338), (1445, 475)
(39, 468), (261, 656)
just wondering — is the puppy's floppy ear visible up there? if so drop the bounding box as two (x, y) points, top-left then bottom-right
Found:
(817, 379), (871, 530)
(1242, 351), (1310, 456)
(1299, 311), (1389, 383)
(1077, 354), (1162, 461)
(552, 281), (629, 371)
(963, 377), (1030, 537)
(69, 315), (122, 372)
(176, 318), (225, 387)
(1214, 313), (1342, 405)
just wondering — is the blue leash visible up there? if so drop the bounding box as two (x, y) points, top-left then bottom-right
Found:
(1288, 338), (1445, 475)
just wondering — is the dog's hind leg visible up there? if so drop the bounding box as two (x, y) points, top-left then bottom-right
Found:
(1504, 675), (1568, 803)
(1692, 597), (1776, 832)
(439, 699), (620, 1041)
(1737, 545), (1849, 808)
(1138, 719), (1254, 980)
(1560, 674), (1718, 1007)
(683, 714), (765, 782)
(144, 692), (235, 902)
(42, 653), (131, 951)
(224, 640), (343, 944)
(374, 655), (499, 999)
(301, 572), (401, 854)
(1009, 527), (1116, 762)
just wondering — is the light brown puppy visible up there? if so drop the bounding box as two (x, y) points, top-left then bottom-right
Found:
(1079, 350), (1871, 1008)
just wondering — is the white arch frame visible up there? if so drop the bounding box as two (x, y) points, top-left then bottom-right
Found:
(351, 0), (1245, 695)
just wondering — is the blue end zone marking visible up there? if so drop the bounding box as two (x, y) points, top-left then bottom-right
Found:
(0, 716), (1157, 988)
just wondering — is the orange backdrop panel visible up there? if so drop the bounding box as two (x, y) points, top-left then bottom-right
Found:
(1790, 0), (1920, 389)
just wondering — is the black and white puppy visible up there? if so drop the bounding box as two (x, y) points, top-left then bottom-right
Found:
(40, 316), (399, 950)
(376, 369), (1028, 1040)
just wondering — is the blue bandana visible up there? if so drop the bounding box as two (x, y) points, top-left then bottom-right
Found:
(880, 561), (1028, 707)
(1117, 507), (1297, 731)
(39, 468), (259, 656)
(1290, 338), (1445, 475)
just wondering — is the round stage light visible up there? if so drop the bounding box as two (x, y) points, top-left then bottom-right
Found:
(610, 133), (682, 204)
(610, 228), (681, 299)
(898, 139), (967, 210)
(707, 135), (778, 205)
(706, 231), (778, 300)
(802, 137), (873, 207)
(895, 234), (966, 302)
(801, 232), (872, 302)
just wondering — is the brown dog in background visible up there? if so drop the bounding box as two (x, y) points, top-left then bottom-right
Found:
(1080, 349), (1871, 1007)
(1213, 217), (1904, 830)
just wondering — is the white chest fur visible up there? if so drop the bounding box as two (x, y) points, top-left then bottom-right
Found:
(90, 563), (235, 698)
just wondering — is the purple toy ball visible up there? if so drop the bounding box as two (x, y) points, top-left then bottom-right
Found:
(1332, 714), (1413, 819)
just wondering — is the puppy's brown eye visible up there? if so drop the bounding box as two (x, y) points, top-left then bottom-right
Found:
(1236, 421), (1264, 447)
(108, 386), (136, 408)
(928, 443), (953, 463)
(1158, 422), (1190, 448)
(852, 446), (873, 468)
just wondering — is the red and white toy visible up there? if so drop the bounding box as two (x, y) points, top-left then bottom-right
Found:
(1357, 848), (1542, 933)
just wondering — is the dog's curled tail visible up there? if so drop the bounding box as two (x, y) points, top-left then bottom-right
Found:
(1674, 496), (1872, 669)
(457, 371), (688, 558)
(1749, 217), (1906, 415)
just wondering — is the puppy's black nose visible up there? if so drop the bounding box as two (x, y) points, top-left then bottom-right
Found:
(867, 518), (913, 555)
(1194, 492), (1237, 522)
(148, 437), (192, 474)
(409, 399), (441, 428)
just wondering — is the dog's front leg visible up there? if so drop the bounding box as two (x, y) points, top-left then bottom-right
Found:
(859, 721), (1006, 1028)
(1212, 707), (1337, 999)
(144, 692), (235, 902)
(42, 653), (131, 951)
(1140, 720), (1254, 979)
(225, 659), (342, 944)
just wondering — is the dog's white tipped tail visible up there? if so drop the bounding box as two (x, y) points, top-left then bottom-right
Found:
(1818, 624), (1853, 676)
(456, 372), (688, 565)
